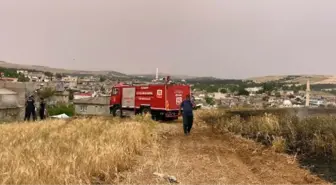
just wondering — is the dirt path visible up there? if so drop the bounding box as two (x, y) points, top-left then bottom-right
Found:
(116, 122), (328, 184)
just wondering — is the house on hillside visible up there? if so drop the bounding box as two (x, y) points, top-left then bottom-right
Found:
(73, 96), (110, 116)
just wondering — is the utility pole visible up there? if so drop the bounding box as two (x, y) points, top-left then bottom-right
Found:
(305, 79), (310, 107)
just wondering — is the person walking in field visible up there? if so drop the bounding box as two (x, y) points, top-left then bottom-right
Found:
(179, 94), (195, 136)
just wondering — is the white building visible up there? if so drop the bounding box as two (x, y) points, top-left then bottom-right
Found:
(213, 92), (227, 100)
(283, 100), (292, 107)
(245, 87), (263, 93)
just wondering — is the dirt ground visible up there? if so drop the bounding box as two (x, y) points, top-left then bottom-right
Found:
(116, 121), (329, 184)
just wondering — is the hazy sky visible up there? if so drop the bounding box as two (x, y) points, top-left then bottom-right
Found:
(1, 0), (336, 78)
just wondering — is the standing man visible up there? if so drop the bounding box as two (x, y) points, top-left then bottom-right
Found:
(24, 96), (36, 121)
(39, 98), (46, 120)
(24, 100), (29, 121)
(179, 94), (195, 136)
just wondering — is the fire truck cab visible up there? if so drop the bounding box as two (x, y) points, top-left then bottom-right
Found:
(110, 81), (192, 121)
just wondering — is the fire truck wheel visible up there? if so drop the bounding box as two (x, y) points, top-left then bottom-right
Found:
(112, 107), (122, 117)
(141, 107), (151, 116)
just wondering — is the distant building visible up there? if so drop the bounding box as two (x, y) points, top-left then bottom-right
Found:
(283, 100), (292, 107)
(0, 77), (18, 82)
(213, 92), (227, 100)
(245, 87), (263, 93)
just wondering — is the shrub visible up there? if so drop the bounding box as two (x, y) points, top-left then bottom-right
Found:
(47, 103), (74, 116)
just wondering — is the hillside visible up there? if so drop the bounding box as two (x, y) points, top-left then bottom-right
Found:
(248, 74), (336, 84)
(0, 61), (128, 77)
(131, 73), (198, 80)
(0, 113), (328, 184)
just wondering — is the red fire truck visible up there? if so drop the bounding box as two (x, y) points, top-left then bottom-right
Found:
(110, 78), (191, 120)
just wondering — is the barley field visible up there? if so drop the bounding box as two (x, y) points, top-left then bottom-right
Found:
(0, 111), (331, 184)
(0, 116), (156, 184)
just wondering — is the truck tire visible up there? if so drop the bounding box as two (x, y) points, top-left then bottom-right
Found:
(141, 107), (151, 115)
(111, 106), (122, 117)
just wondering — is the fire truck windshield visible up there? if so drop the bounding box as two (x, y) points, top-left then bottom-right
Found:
(111, 88), (119, 95)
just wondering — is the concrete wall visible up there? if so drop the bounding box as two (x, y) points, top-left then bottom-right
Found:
(0, 107), (22, 122)
(74, 104), (110, 116)
(73, 96), (110, 116)
(50, 91), (69, 105)
(0, 82), (42, 121)
(0, 82), (39, 106)
(73, 96), (110, 105)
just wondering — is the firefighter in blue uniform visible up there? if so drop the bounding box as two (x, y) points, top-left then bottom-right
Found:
(179, 94), (195, 136)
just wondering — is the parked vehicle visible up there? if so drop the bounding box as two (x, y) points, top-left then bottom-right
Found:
(110, 77), (191, 121)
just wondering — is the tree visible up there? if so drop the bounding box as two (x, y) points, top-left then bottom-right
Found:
(205, 95), (215, 105)
(219, 88), (227, 94)
(68, 90), (74, 101)
(55, 73), (63, 79)
(262, 83), (276, 92)
(256, 89), (265, 94)
(262, 96), (269, 101)
(37, 87), (55, 99)
(18, 75), (30, 82)
(237, 88), (249, 96)
(288, 94), (295, 99)
(99, 76), (106, 82)
(44, 71), (53, 77)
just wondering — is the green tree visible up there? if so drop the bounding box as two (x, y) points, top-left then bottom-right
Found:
(37, 87), (55, 99)
(0, 68), (19, 78)
(262, 83), (276, 92)
(219, 88), (227, 94)
(18, 75), (30, 82)
(99, 76), (106, 82)
(55, 73), (63, 79)
(68, 90), (74, 101)
(205, 95), (215, 105)
(44, 71), (53, 77)
(237, 88), (249, 96)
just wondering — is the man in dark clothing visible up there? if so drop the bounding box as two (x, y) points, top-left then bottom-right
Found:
(24, 96), (36, 121)
(39, 98), (46, 120)
(24, 104), (29, 121)
(179, 95), (195, 136)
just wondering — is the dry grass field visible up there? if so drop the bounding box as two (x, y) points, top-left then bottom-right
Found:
(198, 109), (336, 158)
(0, 111), (331, 184)
(0, 116), (156, 184)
